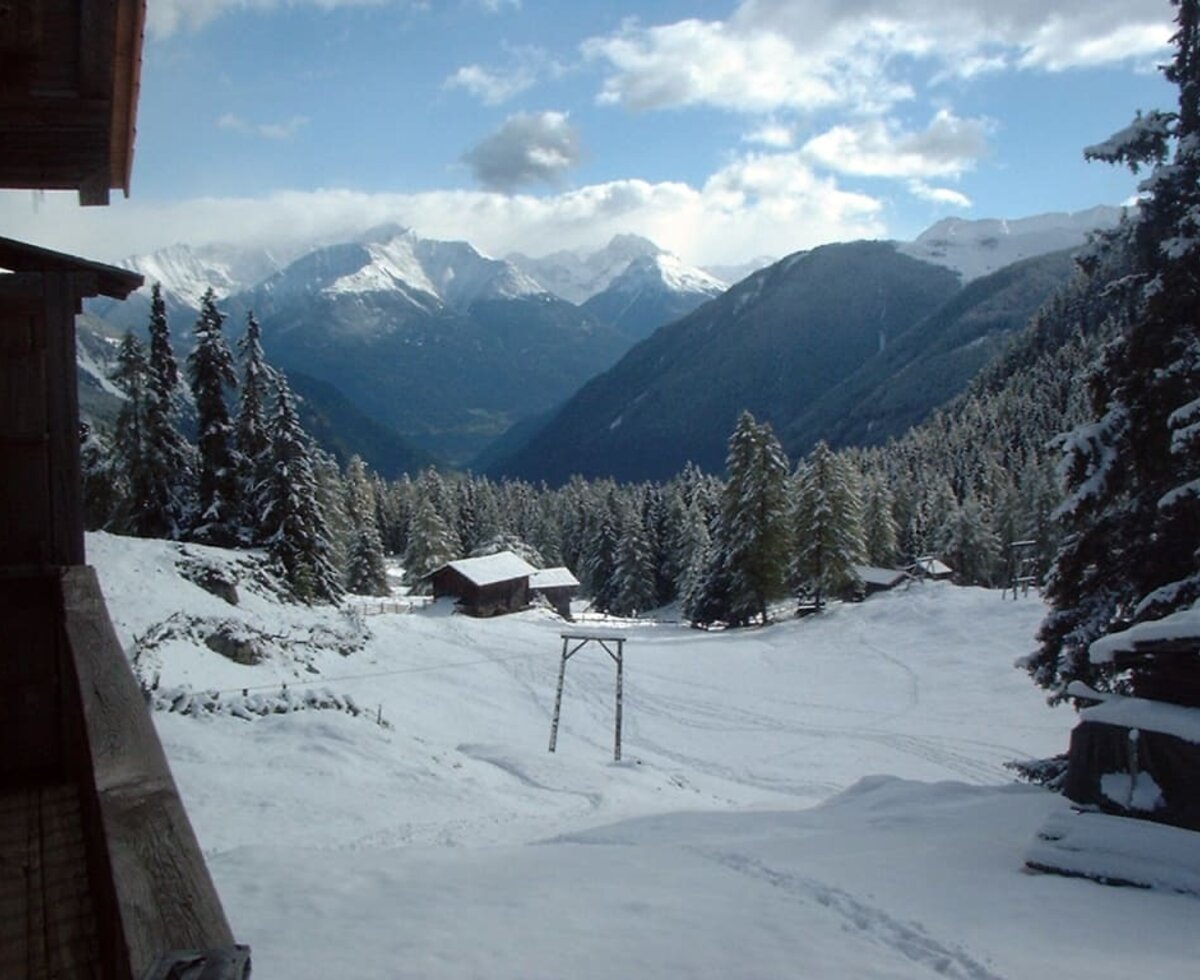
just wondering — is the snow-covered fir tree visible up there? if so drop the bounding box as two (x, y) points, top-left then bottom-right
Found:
(80, 420), (121, 531)
(860, 472), (899, 567)
(697, 412), (792, 626)
(186, 288), (241, 546)
(344, 455), (390, 596)
(139, 283), (194, 539)
(937, 492), (1001, 586)
(1028, 0), (1200, 701)
(234, 311), (274, 543)
(792, 440), (864, 609)
(108, 331), (151, 534)
(260, 374), (342, 603)
(610, 501), (658, 617)
(403, 494), (460, 592)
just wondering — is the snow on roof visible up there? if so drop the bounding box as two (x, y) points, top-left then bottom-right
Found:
(1081, 693), (1200, 745)
(852, 565), (908, 587)
(910, 557), (953, 576)
(1090, 606), (1200, 663)
(529, 567), (579, 590)
(440, 552), (536, 587)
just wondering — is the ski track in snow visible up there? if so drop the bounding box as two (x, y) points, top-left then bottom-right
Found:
(692, 848), (1006, 980)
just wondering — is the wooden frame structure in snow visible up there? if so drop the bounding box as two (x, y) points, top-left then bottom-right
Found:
(548, 632), (626, 762)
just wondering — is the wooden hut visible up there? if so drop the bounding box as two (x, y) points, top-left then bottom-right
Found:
(1061, 610), (1200, 831)
(850, 564), (908, 599)
(427, 552), (537, 617)
(2, 4), (248, 976)
(907, 555), (953, 581)
(530, 566), (581, 619)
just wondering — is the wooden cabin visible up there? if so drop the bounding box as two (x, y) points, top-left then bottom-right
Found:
(850, 564), (908, 599)
(529, 566), (581, 619)
(1062, 610), (1200, 831)
(2, 4), (249, 977)
(907, 555), (953, 581)
(427, 552), (537, 617)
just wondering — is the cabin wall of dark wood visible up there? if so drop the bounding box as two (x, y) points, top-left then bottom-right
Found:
(0, 270), (85, 568)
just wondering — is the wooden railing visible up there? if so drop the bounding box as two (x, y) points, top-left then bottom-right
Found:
(60, 565), (247, 979)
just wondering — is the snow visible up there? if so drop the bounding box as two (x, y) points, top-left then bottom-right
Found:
(438, 550), (538, 586)
(1089, 604), (1200, 662)
(1080, 694), (1200, 746)
(853, 563), (908, 588)
(86, 532), (1200, 979)
(897, 207), (1124, 282)
(529, 566), (580, 589)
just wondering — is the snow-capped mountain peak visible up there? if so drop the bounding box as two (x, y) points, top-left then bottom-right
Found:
(898, 205), (1125, 281)
(122, 242), (285, 310)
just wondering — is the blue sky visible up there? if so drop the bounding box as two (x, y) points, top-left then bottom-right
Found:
(2, 0), (1179, 266)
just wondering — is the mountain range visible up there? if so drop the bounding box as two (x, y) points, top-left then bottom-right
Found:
(80, 206), (1123, 481)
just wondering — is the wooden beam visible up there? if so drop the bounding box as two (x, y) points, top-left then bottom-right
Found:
(60, 566), (240, 980)
(0, 236), (142, 299)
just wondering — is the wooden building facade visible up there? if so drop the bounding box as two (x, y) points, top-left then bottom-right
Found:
(428, 552), (538, 617)
(2, 4), (249, 976)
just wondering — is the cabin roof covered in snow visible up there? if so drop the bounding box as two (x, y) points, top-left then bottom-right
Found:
(530, 567), (580, 590)
(852, 565), (908, 587)
(1081, 693), (1200, 745)
(436, 552), (537, 587)
(910, 556), (953, 576)
(1090, 606), (1200, 663)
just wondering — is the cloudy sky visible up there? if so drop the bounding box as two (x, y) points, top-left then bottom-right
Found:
(1, 0), (1178, 266)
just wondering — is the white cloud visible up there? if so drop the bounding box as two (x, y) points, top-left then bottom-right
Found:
(463, 111), (582, 192)
(802, 110), (990, 179)
(148, 0), (398, 38)
(0, 152), (884, 268)
(444, 64), (535, 105)
(217, 113), (310, 140)
(582, 1), (1174, 116)
(444, 46), (560, 105)
(907, 180), (972, 208)
(743, 123), (793, 148)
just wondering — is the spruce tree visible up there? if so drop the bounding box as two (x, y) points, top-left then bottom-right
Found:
(186, 288), (240, 546)
(861, 473), (899, 566)
(109, 331), (151, 534)
(792, 441), (864, 609)
(714, 412), (792, 625)
(140, 283), (193, 539)
(1029, 0), (1200, 700)
(403, 495), (459, 592)
(235, 311), (273, 543)
(344, 456), (390, 596)
(611, 503), (658, 617)
(261, 375), (342, 603)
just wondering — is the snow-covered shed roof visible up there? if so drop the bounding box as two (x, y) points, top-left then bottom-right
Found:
(852, 565), (908, 588)
(1090, 606), (1200, 664)
(437, 552), (537, 587)
(530, 567), (580, 590)
(910, 556), (953, 577)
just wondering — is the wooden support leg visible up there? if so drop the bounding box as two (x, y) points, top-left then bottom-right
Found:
(613, 643), (623, 762)
(548, 639), (568, 753)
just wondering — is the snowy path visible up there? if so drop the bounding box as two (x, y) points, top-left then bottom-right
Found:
(86, 534), (1200, 979)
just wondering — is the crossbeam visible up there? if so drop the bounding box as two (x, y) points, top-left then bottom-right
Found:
(548, 633), (627, 761)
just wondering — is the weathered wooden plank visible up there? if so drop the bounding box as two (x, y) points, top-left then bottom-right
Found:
(60, 565), (237, 979)
(43, 270), (85, 565)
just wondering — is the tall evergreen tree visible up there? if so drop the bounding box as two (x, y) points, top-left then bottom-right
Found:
(109, 331), (151, 534)
(611, 503), (658, 617)
(711, 412), (792, 626)
(186, 288), (241, 546)
(861, 472), (899, 567)
(235, 311), (273, 543)
(345, 455), (390, 596)
(1029, 0), (1200, 701)
(261, 375), (342, 603)
(403, 495), (460, 591)
(792, 441), (864, 609)
(140, 283), (193, 538)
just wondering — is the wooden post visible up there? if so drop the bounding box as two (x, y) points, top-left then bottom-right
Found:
(613, 639), (623, 762)
(548, 636), (569, 753)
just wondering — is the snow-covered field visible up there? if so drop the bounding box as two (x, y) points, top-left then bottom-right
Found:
(88, 532), (1199, 979)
